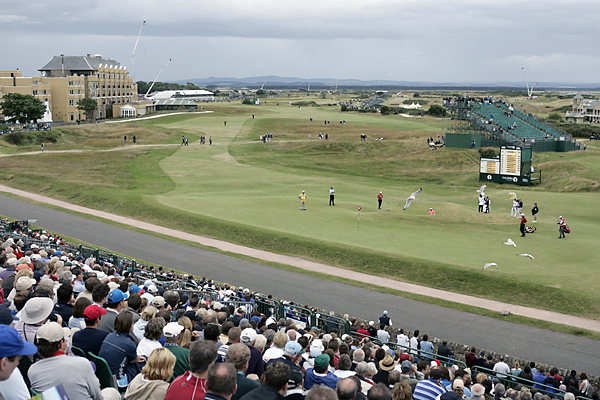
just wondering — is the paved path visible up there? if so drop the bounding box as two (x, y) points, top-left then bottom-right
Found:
(2, 187), (600, 375)
(1, 184), (598, 333)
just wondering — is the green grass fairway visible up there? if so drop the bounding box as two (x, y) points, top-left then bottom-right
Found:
(2, 94), (600, 318)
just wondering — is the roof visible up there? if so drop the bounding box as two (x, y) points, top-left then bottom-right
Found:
(573, 94), (584, 100)
(39, 55), (122, 72)
(152, 90), (213, 100)
(153, 99), (197, 106)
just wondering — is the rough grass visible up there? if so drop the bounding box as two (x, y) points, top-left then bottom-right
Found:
(1, 95), (600, 319)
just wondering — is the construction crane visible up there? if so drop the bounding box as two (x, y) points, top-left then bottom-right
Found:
(131, 20), (146, 82)
(260, 81), (268, 90)
(522, 67), (537, 99)
(145, 59), (172, 98)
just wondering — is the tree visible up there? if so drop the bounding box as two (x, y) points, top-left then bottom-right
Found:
(427, 104), (447, 117)
(77, 98), (98, 121)
(413, 92), (420, 98)
(0, 93), (45, 124)
(547, 113), (563, 123)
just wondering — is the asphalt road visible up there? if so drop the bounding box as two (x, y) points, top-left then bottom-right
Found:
(2, 194), (599, 375)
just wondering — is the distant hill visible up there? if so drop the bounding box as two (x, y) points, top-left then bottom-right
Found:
(175, 75), (600, 90)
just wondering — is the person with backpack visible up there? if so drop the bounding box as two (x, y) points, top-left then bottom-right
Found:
(558, 216), (568, 239)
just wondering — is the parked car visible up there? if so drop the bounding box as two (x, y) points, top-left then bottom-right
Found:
(590, 134), (600, 140)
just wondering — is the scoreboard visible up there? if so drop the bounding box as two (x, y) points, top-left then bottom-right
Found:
(500, 147), (521, 176)
(479, 146), (534, 186)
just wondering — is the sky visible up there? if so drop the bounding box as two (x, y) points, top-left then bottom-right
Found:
(2, 0), (600, 85)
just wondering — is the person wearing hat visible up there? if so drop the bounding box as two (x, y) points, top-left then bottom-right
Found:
(0, 324), (38, 400)
(163, 321), (190, 380)
(72, 269), (85, 294)
(29, 322), (119, 400)
(377, 191), (383, 209)
(225, 343), (260, 400)
(378, 310), (392, 327)
(429, 208), (436, 215)
(366, 321), (377, 337)
(98, 289), (126, 333)
(141, 285), (157, 303)
(398, 360), (419, 391)
(373, 354), (397, 385)
(413, 368), (446, 400)
(72, 304), (109, 356)
(240, 328), (264, 377)
(304, 353), (340, 391)
(268, 340), (303, 374)
(298, 190), (307, 211)
(14, 297), (58, 346)
(558, 216), (567, 239)
(99, 311), (146, 389)
(151, 296), (166, 311)
(520, 213), (528, 237)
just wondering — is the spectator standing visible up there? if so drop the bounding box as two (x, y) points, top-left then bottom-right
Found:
(531, 203), (539, 222)
(378, 310), (392, 327)
(492, 355), (510, 379)
(377, 192), (383, 209)
(329, 187), (335, 206)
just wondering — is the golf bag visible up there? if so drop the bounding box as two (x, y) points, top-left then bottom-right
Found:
(525, 226), (536, 233)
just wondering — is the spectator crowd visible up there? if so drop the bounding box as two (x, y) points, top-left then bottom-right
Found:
(0, 224), (597, 400)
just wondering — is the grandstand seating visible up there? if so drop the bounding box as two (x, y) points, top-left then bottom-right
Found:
(0, 221), (595, 399)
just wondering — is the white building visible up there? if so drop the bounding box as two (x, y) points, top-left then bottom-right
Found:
(150, 90), (214, 102)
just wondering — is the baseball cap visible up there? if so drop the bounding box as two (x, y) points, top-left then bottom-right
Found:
(383, 310), (388, 315)
(401, 360), (412, 373)
(288, 370), (303, 389)
(129, 285), (141, 294)
(147, 285), (158, 294)
(107, 289), (125, 304)
(314, 354), (330, 369)
(84, 305), (107, 320)
(240, 328), (258, 345)
(36, 322), (71, 342)
(284, 341), (302, 356)
(164, 322), (184, 338)
(0, 325), (38, 358)
(310, 339), (325, 357)
(152, 296), (165, 308)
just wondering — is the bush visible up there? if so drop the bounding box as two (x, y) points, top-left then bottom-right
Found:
(341, 105), (348, 112)
(427, 105), (447, 117)
(4, 132), (25, 145)
(290, 101), (318, 107)
(555, 122), (600, 138)
(380, 106), (392, 115)
(478, 148), (497, 158)
(2, 130), (59, 146)
(547, 113), (563, 123)
(413, 92), (420, 98)
(242, 99), (253, 105)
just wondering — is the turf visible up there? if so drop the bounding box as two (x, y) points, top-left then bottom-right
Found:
(1, 93), (600, 318)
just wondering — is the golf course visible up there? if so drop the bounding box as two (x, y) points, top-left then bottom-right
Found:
(2, 91), (600, 323)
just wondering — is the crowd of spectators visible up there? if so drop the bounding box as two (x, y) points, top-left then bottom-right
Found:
(0, 225), (597, 400)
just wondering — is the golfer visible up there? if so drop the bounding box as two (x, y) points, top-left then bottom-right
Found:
(377, 191), (383, 209)
(520, 213), (527, 237)
(558, 216), (567, 239)
(299, 191), (307, 211)
(329, 187), (335, 206)
(531, 203), (539, 222)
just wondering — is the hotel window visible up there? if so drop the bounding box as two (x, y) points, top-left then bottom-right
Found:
(69, 81), (73, 86)
(69, 99), (74, 106)
(69, 89), (74, 95)
(32, 90), (38, 95)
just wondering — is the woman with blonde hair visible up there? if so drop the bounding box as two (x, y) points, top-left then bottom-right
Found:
(177, 316), (192, 349)
(262, 331), (287, 362)
(133, 306), (157, 341)
(253, 334), (267, 354)
(125, 347), (176, 400)
(393, 381), (413, 400)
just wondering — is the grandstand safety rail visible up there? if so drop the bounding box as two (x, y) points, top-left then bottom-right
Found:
(350, 331), (467, 370)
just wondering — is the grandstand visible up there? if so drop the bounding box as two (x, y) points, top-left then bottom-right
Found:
(444, 97), (582, 152)
(1, 218), (597, 399)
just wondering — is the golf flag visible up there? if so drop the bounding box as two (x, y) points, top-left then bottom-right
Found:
(357, 205), (361, 228)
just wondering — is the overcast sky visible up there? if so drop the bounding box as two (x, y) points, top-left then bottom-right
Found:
(3, 0), (600, 84)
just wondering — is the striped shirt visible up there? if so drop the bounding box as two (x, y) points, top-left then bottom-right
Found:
(413, 379), (446, 400)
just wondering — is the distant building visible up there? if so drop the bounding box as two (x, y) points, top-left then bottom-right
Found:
(150, 90), (214, 102)
(565, 94), (600, 123)
(0, 54), (138, 123)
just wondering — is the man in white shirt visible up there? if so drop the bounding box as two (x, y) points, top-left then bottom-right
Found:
(493, 355), (511, 378)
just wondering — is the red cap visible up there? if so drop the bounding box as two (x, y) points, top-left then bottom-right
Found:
(400, 353), (410, 361)
(83, 305), (107, 320)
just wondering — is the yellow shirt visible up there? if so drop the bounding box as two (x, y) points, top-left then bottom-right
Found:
(299, 193), (306, 202)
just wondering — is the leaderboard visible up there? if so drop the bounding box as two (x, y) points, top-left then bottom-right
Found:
(500, 146), (522, 176)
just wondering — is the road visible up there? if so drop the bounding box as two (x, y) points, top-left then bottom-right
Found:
(1, 194), (598, 375)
